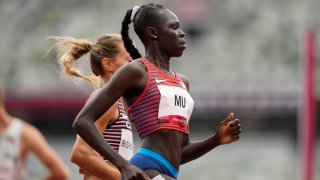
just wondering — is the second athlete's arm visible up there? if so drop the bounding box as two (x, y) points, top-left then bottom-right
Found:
(70, 99), (120, 179)
(71, 136), (121, 179)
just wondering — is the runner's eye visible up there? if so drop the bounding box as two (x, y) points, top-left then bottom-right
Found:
(171, 22), (179, 30)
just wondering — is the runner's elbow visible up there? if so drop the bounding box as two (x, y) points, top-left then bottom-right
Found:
(70, 146), (87, 166)
(72, 117), (87, 133)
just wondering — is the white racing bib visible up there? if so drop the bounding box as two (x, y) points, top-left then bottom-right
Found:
(157, 85), (194, 125)
(0, 138), (15, 180)
(118, 129), (134, 160)
(0, 119), (23, 180)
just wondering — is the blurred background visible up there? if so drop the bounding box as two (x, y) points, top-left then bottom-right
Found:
(0, 0), (319, 179)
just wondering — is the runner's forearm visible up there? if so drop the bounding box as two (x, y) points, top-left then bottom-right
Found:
(180, 135), (220, 164)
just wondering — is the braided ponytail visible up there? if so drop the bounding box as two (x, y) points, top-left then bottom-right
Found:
(121, 9), (142, 59)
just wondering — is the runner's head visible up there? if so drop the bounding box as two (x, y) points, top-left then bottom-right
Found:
(121, 3), (186, 59)
(51, 34), (132, 89)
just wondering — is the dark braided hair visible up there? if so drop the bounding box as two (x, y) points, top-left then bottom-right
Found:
(121, 9), (141, 59)
(121, 3), (165, 59)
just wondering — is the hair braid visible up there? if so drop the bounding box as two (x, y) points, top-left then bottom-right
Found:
(121, 9), (142, 59)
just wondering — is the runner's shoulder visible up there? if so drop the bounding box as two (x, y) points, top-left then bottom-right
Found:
(117, 59), (146, 78)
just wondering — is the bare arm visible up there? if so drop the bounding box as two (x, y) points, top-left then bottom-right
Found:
(177, 74), (241, 164)
(72, 62), (149, 180)
(71, 136), (121, 180)
(22, 124), (69, 180)
(180, 113), (241, 164)
(70, 98), (120, 179)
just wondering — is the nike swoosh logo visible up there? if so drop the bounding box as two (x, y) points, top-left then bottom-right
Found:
(156, 78), (166, 83)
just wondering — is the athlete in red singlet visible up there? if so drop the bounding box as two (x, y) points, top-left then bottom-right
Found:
(72, 4), (242, 180)
(128, 57), (193, 138)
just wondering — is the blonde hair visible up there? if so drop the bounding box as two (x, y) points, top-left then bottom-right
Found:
(50, 34), (122, 89)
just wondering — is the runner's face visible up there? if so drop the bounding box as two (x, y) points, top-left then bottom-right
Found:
(112, 42), (132, 71)
(156, 9), (186, 57)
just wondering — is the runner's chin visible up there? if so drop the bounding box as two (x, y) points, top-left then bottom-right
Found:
(174, 46), (186, 57)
